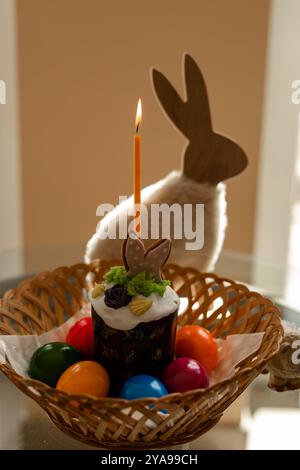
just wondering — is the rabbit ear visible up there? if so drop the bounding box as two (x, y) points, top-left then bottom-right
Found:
(182, 53), (247, 182)
(145, 239), (171, 282)
(184, 53), (212, 137)
(122, 232), (145, 274)
(151, 68), (187, 138)
(151, 55), (212, 140)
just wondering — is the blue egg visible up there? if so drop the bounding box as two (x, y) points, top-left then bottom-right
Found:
(120, 374), (168, 400)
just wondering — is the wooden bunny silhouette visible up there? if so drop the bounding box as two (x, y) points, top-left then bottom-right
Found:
(85, 54), (248, 270)
(153, 54), (247, 184)
(123, 233), (171, 281)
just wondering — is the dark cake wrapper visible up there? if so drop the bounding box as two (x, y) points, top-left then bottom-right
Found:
(92, 306), (178, 395)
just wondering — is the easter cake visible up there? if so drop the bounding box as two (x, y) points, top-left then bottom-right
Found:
(90, 233), (179, 394)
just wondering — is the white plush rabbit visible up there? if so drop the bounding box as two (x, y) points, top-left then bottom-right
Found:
(85, 54), (247, 271)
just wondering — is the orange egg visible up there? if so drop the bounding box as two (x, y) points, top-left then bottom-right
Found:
(56, 361), (110, 398)
(175, 325), (218, 373)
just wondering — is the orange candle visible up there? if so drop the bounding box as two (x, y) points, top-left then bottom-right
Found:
(134, 98), (142, 234)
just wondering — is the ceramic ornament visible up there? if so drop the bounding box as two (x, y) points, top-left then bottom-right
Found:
(267, 320), (300, 391)
(85, 54), (248, 271)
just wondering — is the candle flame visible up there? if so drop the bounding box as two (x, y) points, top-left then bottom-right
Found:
(135, 98), (142, 133)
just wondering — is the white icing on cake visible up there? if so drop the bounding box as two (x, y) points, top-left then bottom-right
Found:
(90, 286), (179, 331)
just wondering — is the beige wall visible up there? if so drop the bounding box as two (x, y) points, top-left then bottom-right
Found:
(16, 0), (270, 270)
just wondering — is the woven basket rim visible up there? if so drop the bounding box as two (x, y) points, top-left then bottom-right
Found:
(7, 366), (261, 405)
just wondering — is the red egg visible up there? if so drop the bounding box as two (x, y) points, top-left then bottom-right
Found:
(66, 317), (95, 358)
(163, 357), (209, 393)
(175, 325), (218, 373)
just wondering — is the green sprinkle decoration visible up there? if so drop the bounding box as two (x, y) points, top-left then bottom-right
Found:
(104, 266), (170, 297)
(104, 266), (128, 286)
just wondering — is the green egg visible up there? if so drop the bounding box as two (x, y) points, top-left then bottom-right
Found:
(28, 342), (84, 387)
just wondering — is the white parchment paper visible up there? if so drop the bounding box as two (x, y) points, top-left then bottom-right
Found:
(0, 307), (89, 377)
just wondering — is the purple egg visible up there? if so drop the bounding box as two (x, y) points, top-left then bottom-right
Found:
(163, 357), (209, 393)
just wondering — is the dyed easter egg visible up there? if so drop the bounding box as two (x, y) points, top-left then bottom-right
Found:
(120, 375), (168, 400)
(163, 357), (209, 393)
(66, 316), (95, 358)
(175, 325), (218, 373)
(56, 361), (110, 398)
(28, 342), (84, 387)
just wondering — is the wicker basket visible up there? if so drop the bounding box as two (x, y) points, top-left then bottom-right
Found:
(0, 261), (282, 449)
